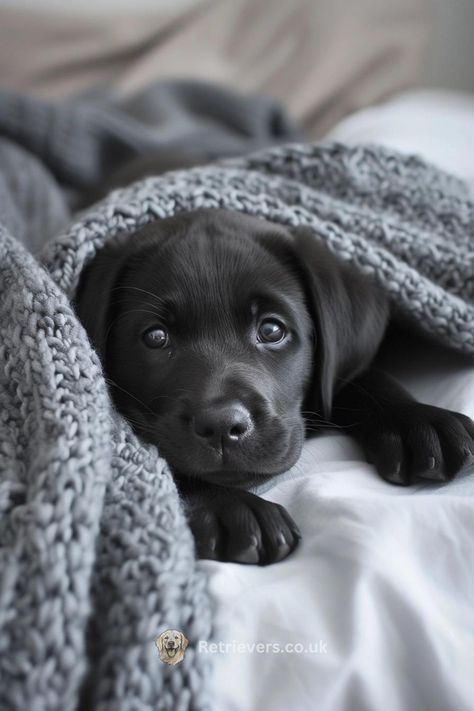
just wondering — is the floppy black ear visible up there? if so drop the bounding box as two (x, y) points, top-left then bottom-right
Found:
(289, 227), (390, 419)
(73, 236), (138, 363)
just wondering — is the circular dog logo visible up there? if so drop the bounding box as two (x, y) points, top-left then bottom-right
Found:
(155, 629), (189, 666)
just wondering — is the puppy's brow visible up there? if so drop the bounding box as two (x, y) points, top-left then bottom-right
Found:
(111, 285), (166, 304)
(251, 291), (304, 319)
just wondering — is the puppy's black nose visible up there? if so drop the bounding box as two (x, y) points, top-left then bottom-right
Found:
(193, 403), (252, 448)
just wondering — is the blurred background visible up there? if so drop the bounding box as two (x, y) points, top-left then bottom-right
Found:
(1, 0), (473, 94)
(1, 0), (473, 183)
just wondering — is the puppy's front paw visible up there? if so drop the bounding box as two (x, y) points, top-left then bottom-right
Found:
(362, 403), (474, 485)
(187, 488), (301, 565)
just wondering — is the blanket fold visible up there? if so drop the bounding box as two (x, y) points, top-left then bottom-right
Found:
(0, 82), (473, 711)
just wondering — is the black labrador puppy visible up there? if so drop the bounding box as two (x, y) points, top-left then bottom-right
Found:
(75, 209), (474, 564)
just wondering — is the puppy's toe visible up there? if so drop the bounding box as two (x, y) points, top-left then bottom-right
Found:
(405, 423), (446, 482)
(435, 412), (474, 479)
(222, 499), (300, 565)
(189, 510), (221, 561)
(366, 430), (408, 485)
(222, 504), (263, 564)
(457, 412), (474, 441)
(258, 502), (301, 565)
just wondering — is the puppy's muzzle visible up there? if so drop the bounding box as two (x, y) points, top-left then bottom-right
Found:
(192, 401), (253, 451)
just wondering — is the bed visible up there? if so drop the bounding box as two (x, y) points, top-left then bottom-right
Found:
(202, 91), (474, 711)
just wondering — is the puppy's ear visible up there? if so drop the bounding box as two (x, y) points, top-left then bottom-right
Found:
(181, 633), (189, 651)
(155, 636), (164, 653)
(289, 227), (389, 418)
(255, 225), (388, 417)
(74, 236), (141, 363)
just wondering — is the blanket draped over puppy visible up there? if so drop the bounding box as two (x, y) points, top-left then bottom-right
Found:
(0, 84), (473, 711)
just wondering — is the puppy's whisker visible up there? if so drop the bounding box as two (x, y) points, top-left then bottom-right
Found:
(300, 410), (331, 419)
(105, 377), (155, 415)
(300, 409), (350, 429)
(304, 417), (337, 426)
(149, 394), (184, 405)
(119, 413), (149, 428)
(304, 425), (345, 432)
(275, 410), (345, 430)
(333, 376), (381, 407)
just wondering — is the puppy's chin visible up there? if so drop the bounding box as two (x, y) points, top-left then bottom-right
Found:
(161, 423), (305, 488)
(193, 469), (279, 488)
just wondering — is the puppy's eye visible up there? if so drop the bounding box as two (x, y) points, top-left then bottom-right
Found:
(142, 327), (170, 349)
(257, 319), (287, 344)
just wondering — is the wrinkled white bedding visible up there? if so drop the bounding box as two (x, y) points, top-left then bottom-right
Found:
(200, 91), (474, 711)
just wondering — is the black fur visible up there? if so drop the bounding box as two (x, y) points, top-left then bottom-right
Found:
(75, 209), (474, 564)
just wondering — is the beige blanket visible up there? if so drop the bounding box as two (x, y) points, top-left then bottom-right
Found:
(0, 0), (429, 138)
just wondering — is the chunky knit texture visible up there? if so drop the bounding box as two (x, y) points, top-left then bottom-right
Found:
(0, 160), (213, 709)
(1, 136), (474, 711)
(0, 81), (300, 711)
(45, 142), (474, 353)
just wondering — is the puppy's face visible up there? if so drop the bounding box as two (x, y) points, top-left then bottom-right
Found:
(103, 214), (313, 486)
(76, 209), (387, 488)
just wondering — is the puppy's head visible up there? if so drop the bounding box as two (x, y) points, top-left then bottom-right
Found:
(75, 209), (387, 486)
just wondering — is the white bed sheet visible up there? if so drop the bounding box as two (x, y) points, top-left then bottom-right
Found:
(199, 90), (474, 711)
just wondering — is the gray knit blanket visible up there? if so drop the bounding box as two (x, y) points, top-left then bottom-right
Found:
(49, 142), (473, 353)
(0, 82), (298, 711)
(1, 85), (474, 711)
